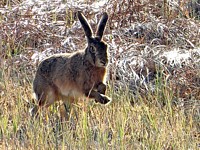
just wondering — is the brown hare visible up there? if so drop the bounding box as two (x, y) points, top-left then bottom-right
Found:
(30, 11), (111, 117)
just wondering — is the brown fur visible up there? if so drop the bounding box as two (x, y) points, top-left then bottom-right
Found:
(31, 12), (111, 117)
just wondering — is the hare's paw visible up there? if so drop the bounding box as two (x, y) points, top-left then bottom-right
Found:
(96, 94), (112, 105)
(97, 82), (106, 94)
(29, 106), (39, 118)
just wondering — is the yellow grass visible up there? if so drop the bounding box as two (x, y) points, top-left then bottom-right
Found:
(0, 0), (199, 149)
(0, 69), (199, 149)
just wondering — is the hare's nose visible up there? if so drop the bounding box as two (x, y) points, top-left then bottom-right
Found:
(101, 60), (107, 66)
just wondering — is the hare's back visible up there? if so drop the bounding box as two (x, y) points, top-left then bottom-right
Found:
(36, 54), (70, 77)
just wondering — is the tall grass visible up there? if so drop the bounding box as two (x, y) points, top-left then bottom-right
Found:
(0, 68), (199, 149)
(0, 0), (199, 149)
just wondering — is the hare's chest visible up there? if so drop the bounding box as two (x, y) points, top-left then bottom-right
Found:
(91, 67), (106, 83)
(59, 83), (83, 99)
(63, 90), (83, 99)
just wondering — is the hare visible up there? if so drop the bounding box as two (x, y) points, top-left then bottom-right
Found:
(30, 11), (111, 117)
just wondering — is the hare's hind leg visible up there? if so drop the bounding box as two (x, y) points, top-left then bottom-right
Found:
(31, 80), (58, 117)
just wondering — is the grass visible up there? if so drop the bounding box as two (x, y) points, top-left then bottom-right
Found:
(0, 69), (199, 149)
(0, 0), (199, 149)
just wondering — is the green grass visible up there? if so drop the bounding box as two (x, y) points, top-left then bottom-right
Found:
(0, 71), (199, 149)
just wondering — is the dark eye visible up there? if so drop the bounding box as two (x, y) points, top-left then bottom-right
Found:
(89, 46), (96, 53)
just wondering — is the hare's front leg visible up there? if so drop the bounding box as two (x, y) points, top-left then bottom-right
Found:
(97, 82), (106, 94)
(59, 96), (78, 122)
(84, 89), (111, 104)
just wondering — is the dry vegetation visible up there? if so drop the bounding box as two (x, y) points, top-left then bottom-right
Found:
(0, 0), (200, 149)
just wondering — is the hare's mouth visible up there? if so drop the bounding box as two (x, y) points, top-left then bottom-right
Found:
(96, 59), (107, 67)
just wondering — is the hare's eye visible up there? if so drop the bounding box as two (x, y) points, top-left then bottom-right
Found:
(89, 46), (96, 53)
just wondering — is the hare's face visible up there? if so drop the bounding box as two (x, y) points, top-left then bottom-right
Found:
(88, 38), (108, 68)
(78, 11), (109, 68)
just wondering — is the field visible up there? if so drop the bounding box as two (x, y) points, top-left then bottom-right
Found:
(0, 0), (199, 149)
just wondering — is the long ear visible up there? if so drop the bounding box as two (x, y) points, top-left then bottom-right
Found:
(77, 11), (93, 39)
(96, 12), (108, 40)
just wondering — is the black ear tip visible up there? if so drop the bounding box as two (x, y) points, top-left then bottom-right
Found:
(103, 12), (108, 16)
(102, 12), (108, 19)
(77, 11), (82, 14)
(77, 11), (83, 19)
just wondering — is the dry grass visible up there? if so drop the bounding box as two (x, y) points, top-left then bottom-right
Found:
(0, 0), (199, 149)
(0, 71), (199, 149)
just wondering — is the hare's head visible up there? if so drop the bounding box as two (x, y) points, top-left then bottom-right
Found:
(78, 12), (109, 68)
